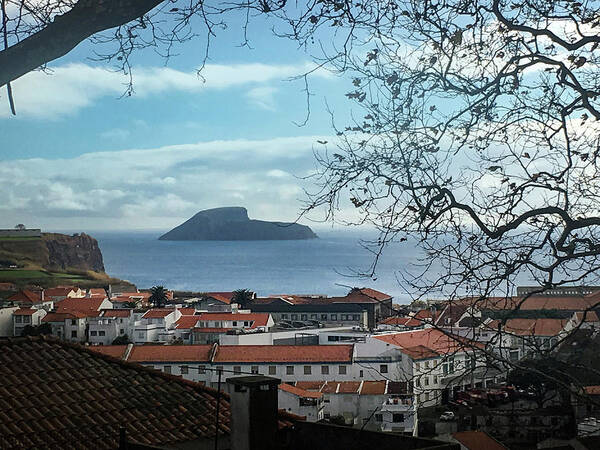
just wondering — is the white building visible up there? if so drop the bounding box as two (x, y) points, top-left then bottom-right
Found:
(133, 308), (183, 344)
(278, 383), (324, 422)
(13, 308), (47, 336)
(0, 306), (18, 337)
(88, 309), (134, 345)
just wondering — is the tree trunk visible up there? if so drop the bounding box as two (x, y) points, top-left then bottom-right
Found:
(0, 0), (164, 87)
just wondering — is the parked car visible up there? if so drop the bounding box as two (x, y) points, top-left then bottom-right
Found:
(439, 411), (455, 421)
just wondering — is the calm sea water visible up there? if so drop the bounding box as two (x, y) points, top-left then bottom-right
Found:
(91, 230), (424, 303)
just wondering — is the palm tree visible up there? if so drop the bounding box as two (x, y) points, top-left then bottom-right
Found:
(149, 285), (168, 308)
(232, 289), (254, 308)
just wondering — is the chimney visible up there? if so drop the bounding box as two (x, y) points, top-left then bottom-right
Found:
(226, 375), (281, 450)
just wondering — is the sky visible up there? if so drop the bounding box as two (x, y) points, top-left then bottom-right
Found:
(0, 10), (356, 231)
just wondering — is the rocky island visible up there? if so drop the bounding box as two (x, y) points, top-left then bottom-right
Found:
(159, 207), (317, 241)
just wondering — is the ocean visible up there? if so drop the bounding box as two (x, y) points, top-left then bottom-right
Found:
(93, 230), (425, 303)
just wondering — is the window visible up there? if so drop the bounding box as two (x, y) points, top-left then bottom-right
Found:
(331, 314), (337, 321)
(71, 319), (77, 325)
(138, 332), (144, 338)
(282, 314), (288, 319)
(23, 316), (30, 323)
(120, 329), (125, 335)
(321, 314), (328, 320)
(215, 321), (222, 328)
(338, 365), (347, 375)
(251, 366), (259, 374)
(269, 366), (277, 375)
(321, 366), (329, 375)
(234, 366), (241, 374)
(15, 316), (22, 323)
(340, 314), (347, 321)
(328, 336), (339, 342)
(304, 366), (312, 375)
(380, 364), (388, 374)
(90, 331), (97, 336)
(119, 319), (123, 323)
(425, 392), (430, 402)
(164, 366), (171, 374)
(244, 321), (250, 327)
(375, 414), (383, 422)
(291, 314), (298, 320)
(415, 362), (420, 371)
(359, 370), (363, 378)
(181, 365), (188, 374)
(198, 365), (206, 374)
(71, 330), (77, 338)
(433, 375), (438, 384)
(310, 314), (317, 319)
(98, 331), (105, 336)
(424, 376), (429, 386)
(352, 315), (360, 321)
(232, 321), (238, 326)
(392, 413), (404, 423)
(286, 366), (294, 375)
(425, 361), (430, 369)
(301, 314), (308, 320)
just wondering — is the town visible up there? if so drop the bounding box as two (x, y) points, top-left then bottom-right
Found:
(1, 282), (599, 449)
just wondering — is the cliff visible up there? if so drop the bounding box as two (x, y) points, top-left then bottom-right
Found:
(0, 232), (105, 272)
(159, 207), (318, 241)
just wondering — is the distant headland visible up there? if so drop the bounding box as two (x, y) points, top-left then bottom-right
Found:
(158, 207), (318, 241)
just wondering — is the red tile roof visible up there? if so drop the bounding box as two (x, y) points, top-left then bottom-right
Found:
(175, 315), (201, 329)
(205, 292), (235, 304)
(0, 336), (230, 448)
(8, 289), (43, 305)
(13, 308), (36, 316)
(177, 307), (196, 315)
(279, 383), (323, 399)
(197, 312), (270, 328)
(120, 292), (151, 298)
(0, 282), (16, 290)
(295, 381), (326, 391)
(353, 288), (392, 301)
(214, 345), (353, 363)
(360, 381), (387, 395)
(452, 431), (508, 450)
(584, 386), (600, 395)
(374, 329), (482, 359)
(88, 345), (128, 359)
(381, 317), (422, 327)
(337, 381), (361, 394)
(100, 309), (131, 318)
(142, 309), (178, 319)
(503, 318), (568, 336)
(575, 311), (600, 322)
(42, 312), (80, 322)
(55, 297), (107, 317)
(128, 345), (213, 362)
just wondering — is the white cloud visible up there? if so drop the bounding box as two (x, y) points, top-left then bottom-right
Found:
(246, 86), (278, 110)
(100, 128), (131, 140)
(0, 135), (335, 229)
(1, 62), (332, 119)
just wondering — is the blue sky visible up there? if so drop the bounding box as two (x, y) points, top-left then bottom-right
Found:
(0, 11), (356, 231)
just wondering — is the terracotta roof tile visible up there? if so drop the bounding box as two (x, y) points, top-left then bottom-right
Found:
(7, 290), (43, 305)
(100, 309), (131, 318)
(128, 345), (213, 362)
(503, 318), (568, 336)
(14, 308), (36, 316)
(584, 386), (600, 395)
(279, 383), (323, 399)
(452, 431), (508, 450)
(0, 336), (229, 448)
(360, 381), (386, 395)
(175, 315), (200, 329)
(88, 345), (128, 359)
(337, 381), (361, 394)
(295, 381), (326, 391)
(55, 297), (107, 317)
(42, 312), (79, 322)
(375, 328), (482, 359)
(213, 345), (353, 363)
